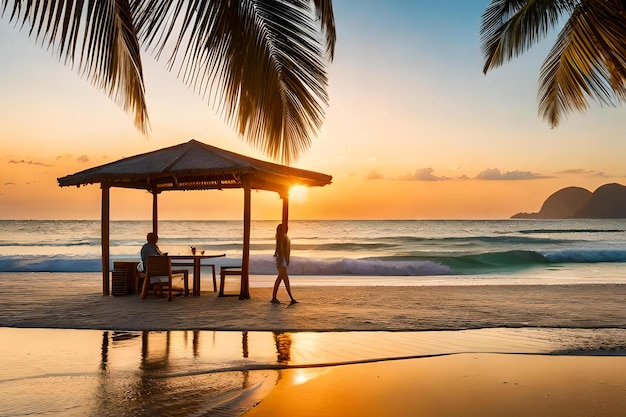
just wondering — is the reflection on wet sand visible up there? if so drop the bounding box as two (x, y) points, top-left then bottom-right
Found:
(91, 330), (280, 417)
(3, 327), (626, 417)
(273, 332), (292, 363)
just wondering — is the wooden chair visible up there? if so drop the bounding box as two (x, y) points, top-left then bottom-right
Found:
(141, 255), (189, 301)
(219, 266), (243, 297)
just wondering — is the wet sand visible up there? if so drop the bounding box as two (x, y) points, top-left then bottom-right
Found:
(244, 354), (626, 417)
(2, 273), (626, 416)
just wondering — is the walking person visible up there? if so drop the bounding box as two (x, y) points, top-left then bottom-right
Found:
(271, 223), (297, 304)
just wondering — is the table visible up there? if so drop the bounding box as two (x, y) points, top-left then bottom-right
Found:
(169, 254), (225, 296)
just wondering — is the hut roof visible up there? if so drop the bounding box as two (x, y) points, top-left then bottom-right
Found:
(57, 139), (332, 194)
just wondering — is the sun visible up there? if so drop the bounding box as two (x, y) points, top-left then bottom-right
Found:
(289, 185), (308, 203)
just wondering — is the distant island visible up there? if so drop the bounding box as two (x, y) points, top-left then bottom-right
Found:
(511, 183), (626, 219)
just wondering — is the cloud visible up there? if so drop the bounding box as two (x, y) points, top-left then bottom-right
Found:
(8, 159), (51, 167)
(4, 182), (16, 186)
(398, 167), (448, 181)
(60, 153), (109, 162)
(365, 170), (384, 180)
(475, 168), (549, 181)
(554, 168), (595, 175)
(554, 169), (618, 178)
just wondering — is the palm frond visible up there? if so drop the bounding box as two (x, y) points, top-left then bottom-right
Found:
(481, 0), (571, 73)
(583, 0), (626, 101)
(133, 0), (332, 164)
(1, 0), (149, 132)
(539, 0), (626, 125)
(311, 0), (336, 60)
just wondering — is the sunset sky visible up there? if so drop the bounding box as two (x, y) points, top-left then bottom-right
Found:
(1, 1), (626, 220)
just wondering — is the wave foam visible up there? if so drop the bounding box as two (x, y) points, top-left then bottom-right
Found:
(0, 255), (102, 273)
(250, 256), (452, 276)
(2, 249), (625, 275)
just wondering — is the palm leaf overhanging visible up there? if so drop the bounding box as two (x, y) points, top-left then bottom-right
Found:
(480, 0), (626, 127)
(2, 0), (148, 132)
(1, 0), (336, 165)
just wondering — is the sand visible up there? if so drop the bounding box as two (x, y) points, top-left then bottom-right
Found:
(1, 273), (626, 332)
(244, 354), (626, 417)
(2, 273), (626, 416)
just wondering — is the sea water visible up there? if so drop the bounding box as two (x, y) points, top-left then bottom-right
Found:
(1, 219), (626, 284)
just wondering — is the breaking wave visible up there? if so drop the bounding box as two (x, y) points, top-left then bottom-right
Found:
(2, 249), (626, 275)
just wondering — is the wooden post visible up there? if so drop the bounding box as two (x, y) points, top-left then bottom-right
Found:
(101, 184), (110, 296)
(240, 183), (252, 299)
(152, 191), (158, 235)
(282, 193), (289, 230)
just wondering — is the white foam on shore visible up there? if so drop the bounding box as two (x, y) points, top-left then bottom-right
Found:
(4, 263), (626, 295)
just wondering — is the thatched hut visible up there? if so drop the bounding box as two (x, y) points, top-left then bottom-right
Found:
(58, 139), (332, 298)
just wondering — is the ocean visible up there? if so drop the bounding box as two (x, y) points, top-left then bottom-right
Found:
(1, 219), (626, 285)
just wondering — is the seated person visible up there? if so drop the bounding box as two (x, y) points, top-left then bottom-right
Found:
(140, 232), (165, 272)
(140, 232), (188, 299)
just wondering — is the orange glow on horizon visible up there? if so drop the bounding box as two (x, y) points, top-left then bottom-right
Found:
(0, 160), (619, 220)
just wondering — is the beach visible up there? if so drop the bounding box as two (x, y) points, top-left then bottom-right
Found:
(3, 220), (626, 416)
(1, 273), (626, 416)
(4, 0), (626, 411)
(2, 273), (626, 332)
(244, 354), (626, 417)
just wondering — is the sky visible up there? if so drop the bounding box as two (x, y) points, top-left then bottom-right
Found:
(1, 1), (626, 220)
